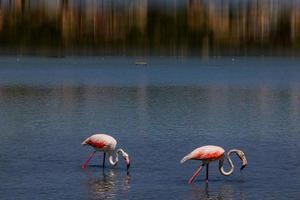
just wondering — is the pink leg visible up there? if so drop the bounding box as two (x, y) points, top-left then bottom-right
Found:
(81, 151), (96, 169)
(188, 164), (203, 184)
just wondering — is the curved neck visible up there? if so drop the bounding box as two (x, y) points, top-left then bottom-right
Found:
(219, 150), (235, 176)
(108, 148), (126, 166)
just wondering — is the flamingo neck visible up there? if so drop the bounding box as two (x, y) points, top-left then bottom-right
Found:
(219, 150), (235, 176)
(108, 148), (126, 166)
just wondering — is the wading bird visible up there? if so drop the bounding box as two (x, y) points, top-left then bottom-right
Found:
(81, 134), (130, 170)
(180, 145), (247, 183)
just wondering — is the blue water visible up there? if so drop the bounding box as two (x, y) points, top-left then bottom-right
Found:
(0, 57), (300, 200)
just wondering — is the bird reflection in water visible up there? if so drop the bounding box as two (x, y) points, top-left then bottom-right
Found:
(86, 169), (131, 200)
(189, 183), (245, 200)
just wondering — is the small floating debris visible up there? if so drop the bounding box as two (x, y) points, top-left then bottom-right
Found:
(135, 61), (147, 65)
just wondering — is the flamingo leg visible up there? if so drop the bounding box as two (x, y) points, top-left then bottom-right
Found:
(102, 152), (106, 168)
(81, 151), (96, 169)
(205, 163), (209, 183)
(188, 164), (204, 184)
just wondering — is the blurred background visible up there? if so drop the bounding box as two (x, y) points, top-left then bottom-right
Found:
(0, 0), (300, 56)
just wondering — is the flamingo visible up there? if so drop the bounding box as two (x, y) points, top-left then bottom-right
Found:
(81, 134), (130, 170)
(180, 145), (247, 184)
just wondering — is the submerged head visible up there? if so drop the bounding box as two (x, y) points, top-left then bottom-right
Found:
(117, 149), (130, 170)
(236, 150), (248, 170)
(124, 153), (130, 170)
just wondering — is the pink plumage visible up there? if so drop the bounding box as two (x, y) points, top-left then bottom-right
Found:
(81, 133), (130, 170)
(188, 145), (224, 161)
(82, 134), (116, 151)
(181, 145), (247, 184)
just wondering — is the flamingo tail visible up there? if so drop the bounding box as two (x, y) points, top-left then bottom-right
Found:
(180, 154), (191, 164)
(81, 138), (89, 145)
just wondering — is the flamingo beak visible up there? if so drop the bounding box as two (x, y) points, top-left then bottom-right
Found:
(125, 156), (130, 170)
(236, 150), (247, 170)
(241, 164), (246, 170)
(240, 158), (248, 170)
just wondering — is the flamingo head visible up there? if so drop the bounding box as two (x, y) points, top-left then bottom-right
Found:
(117, 149), (131, 170)
(123, 152), (130, 170)
(236, 150), (247, 170)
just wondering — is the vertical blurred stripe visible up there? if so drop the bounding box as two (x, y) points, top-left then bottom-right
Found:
(0, 0), (299, 56)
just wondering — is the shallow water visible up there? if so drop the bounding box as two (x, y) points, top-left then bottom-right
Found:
(0, 57), (300, 200)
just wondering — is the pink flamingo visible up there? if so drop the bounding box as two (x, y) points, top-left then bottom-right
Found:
(180, 145), (247, 183)
(81, 134), (130, 170)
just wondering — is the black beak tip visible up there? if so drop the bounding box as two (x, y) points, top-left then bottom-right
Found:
(126, 163), (130, 171)
(240, 165), (246, 170)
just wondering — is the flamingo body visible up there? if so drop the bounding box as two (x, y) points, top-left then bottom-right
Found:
(82, 134), (117, 152)
(189, 145), (224, 162)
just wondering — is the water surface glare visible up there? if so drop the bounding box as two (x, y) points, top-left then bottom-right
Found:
(0, 57), (300, 200)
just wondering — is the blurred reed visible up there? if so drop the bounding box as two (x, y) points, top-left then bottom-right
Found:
(0, 0), (299, 56)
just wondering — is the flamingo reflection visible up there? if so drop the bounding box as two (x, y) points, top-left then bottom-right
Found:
(189, 183), (245, 200)
(86, 169), (131, 200)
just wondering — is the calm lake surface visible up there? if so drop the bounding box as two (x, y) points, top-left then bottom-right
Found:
(0, 57), (300, 200)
